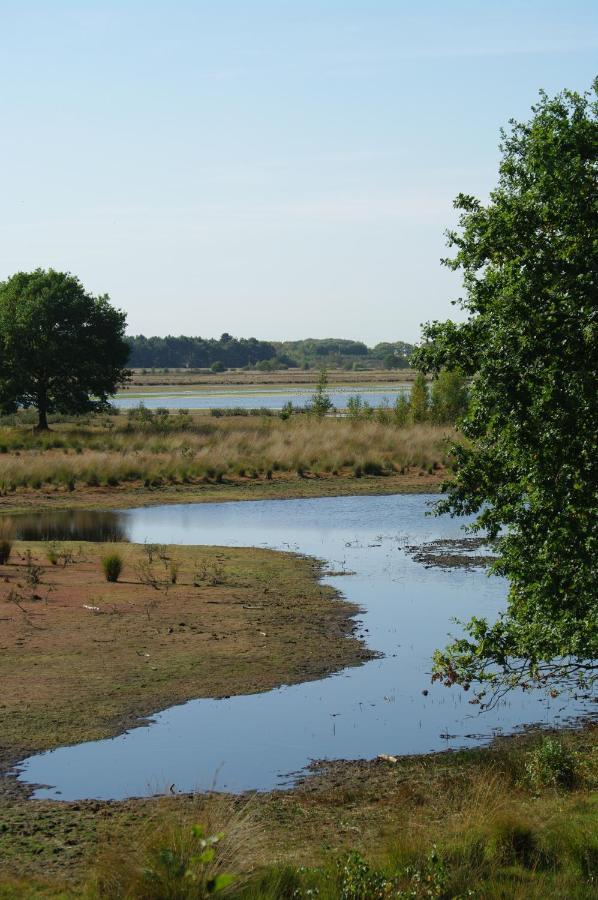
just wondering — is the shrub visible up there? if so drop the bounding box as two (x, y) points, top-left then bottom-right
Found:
(525, 737), (577, 789)
(361, 459), (384, 476)
(46, 543), (59, 565)
(102, 552), (123, 583)
(89, 799), (259, 899)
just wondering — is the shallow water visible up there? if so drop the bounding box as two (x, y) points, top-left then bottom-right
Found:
(114, 384), (410, 410)
(15, 495), (586, 800)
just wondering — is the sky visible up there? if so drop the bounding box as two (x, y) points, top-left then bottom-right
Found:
(0, 1), (596, 344)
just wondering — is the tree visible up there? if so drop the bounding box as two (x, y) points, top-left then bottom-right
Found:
(0, 269), (130, 430)
(409, 373), (429, 423)
(308, 368), (334, 418)
(412, 81), (598, 705)
(430, 369), (469, 424)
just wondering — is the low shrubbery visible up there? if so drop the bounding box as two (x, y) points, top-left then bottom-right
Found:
(102, 552), (124, 582)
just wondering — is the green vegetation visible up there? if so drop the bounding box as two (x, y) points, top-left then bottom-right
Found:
(344, 369), (468, 428)
(270, 338), (414, 370)
(414, 80), (598, 703)
(126, 335), (415, 372)
(0, 269), (130, 431)
(101, 552), (123, 582)
(127, 334), (277, 370)
(0, 726), (596, 897)
(306, 369), (334, 417)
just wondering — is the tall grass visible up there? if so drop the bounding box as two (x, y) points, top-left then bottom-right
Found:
(89, 796), (262, 899)
(0, 419), (456, 493)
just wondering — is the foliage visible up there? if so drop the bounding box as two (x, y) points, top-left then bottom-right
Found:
(128, 333), (276, 369)
(280, 401), (294, 420)
(430, 369), (469, 424)
(413, 81), (598, 700)
(525, 737), (577, 790)
(394, 393), (410, 426)
(0, 269), (130, 430)
(409, 373), (429, 423)
(270, 338), (414, 369)
(308, 370), (334, 418)
(102, 552), (123, 583)
(139, 825), (234, 897)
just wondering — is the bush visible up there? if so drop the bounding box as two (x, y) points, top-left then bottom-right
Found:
(525, 737), (577, 789)
(102, 552), (123, 583)
(361, 460), (384, 476)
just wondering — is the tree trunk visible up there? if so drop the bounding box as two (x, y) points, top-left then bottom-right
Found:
(36, 394), (50, 431)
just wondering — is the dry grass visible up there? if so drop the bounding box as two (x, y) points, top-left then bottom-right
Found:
(123, 368), (419, 391)
(0, 419), (455, 494)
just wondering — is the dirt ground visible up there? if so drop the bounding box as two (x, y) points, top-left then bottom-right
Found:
(0, 541), (369, 795)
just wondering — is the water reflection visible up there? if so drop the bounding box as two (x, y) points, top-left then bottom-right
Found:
(9, 510), (127, 543)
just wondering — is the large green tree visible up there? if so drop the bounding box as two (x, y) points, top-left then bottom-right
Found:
(413, 81), (597, 705)
(0, 269), (130, 429)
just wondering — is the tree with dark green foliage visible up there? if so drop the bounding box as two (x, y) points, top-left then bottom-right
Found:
(0, 269), (130, 430)
(413, 81), (598, 704)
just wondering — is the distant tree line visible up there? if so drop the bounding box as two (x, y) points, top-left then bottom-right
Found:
(127, 333), (276, 369)
(127, 334), (415, 371)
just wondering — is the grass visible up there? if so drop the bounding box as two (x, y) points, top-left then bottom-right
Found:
(0, 417), (453, 498)
(0, 727), (596, 897)
(120, 367), (420, 392)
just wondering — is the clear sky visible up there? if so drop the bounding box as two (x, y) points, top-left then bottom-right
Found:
(1, 1), (596, 344)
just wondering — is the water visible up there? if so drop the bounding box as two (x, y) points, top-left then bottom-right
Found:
(14, 495), (586, 801)
(114, 384), (410, 411)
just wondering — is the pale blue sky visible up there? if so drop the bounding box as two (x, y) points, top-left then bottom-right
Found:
(1, 1), (596, 343)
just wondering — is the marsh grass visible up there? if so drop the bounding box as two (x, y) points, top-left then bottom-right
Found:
(88, 796), (263, 899)
(0, 419), (455, 494)
(234, 741), (598, 899)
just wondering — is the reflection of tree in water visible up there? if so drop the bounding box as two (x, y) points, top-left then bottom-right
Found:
(6, 510), (128, 543)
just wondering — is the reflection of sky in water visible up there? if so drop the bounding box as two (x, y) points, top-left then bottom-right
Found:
(114, 386), (410, 410)
(17, 494), (587, 801)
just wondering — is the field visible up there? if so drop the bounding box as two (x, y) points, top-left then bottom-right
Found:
(0, 416), (450, 511)
(120, 368), (419, 393)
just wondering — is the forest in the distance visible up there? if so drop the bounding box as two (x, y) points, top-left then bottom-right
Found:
(126, 334), (414, 370)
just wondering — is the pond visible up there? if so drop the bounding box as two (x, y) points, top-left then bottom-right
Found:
(13, 494), (588, 801)
(113, 384), (411, 411)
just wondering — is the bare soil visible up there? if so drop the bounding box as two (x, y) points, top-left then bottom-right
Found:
(0, 541), (370, 799)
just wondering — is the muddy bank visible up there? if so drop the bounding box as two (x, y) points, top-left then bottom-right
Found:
(0, 540), (372, 801)
(406, 536), (497, 569)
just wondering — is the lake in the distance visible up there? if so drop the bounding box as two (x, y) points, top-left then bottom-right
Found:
(13, 494), (590, 801)
(114, 384), (410, 411)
